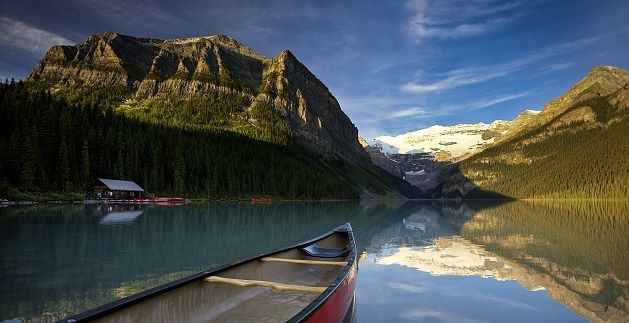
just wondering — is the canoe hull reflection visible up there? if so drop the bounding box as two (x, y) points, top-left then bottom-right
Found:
(58, 223), (356, 323)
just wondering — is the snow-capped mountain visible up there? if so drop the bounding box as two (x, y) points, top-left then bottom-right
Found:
(362, 109), (542, 192)
(372, 121), (507, 160)
(371, 109), (541, 161)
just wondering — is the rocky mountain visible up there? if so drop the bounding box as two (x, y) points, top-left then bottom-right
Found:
(0, 32), (424, 200)
(29, 32), (367, 164)
(443, 65), (629, 199)
(363, 66), (629, 198)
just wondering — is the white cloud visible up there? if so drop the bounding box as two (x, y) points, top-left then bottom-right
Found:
(340, 91), (527, 137)
(0, 16), (73, 54)
(406, 0), (522, 43)
(402, 69), (504, 93)
(543, 62), (575, 73)
(400, 308), (488, 323)
(387, 282), (428, 294)
(409, 92), (529, 119)
(402, 37), (597, 93)
(385, 107), (426, 119)
(475, 294), (537, 311)
(465, 92), (529, 110)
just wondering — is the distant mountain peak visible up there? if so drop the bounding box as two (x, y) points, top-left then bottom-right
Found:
(372, 121), (504, 160)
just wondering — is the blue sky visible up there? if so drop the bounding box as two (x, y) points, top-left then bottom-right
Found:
(1, 0), (628, 138)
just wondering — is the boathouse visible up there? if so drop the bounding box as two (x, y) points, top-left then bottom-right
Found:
(91, 178), (145, 200)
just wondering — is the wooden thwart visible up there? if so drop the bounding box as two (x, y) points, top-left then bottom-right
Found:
(261, 257), (347, 267)
(206, 276), (327, 293)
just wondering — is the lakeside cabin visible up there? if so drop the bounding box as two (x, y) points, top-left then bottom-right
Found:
(90, 178), (145, 200)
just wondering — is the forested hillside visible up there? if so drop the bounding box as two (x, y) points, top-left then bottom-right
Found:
(0, 32), (422, 200)
(0, 80), (413, 200)
(448, 67), (629, 199)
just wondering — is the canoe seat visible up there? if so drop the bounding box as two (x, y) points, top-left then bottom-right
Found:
(302, 243), (349, 258)
(205, 276), (327, 293)
(261, 257), (347, 266)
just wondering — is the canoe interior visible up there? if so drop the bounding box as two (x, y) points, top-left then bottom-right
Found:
(87, 230), (352, 323)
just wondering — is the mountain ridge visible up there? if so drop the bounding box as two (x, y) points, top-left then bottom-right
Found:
(28, 32), (368, 164)
(0, 32), (422, 200)
(362, 65), (629, 199)
(443, 65), (629, 199)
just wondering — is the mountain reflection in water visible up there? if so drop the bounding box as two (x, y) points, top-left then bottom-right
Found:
(359, 201), (629, 323)
(1, 201), (628, 322)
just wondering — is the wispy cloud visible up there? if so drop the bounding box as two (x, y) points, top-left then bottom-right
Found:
(0, 16), (73, 54)
(341, 91), (527, 137)
(543, 62), (575, 73)
(402, 37), (597, 93)
(343, 92), (526, 122)
(387, 282), (428, 294)
(410, 92), (529, 119)
(384, 107), (426, 119)
(400, 308), (488, 323)
(402, 68), (503, 93)
(464, 92), (529, 111)
(406, 0), (522, 43)
(475, 294), (537, 311)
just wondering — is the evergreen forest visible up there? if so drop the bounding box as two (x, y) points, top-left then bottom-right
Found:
(0, 80), (405, 200)
(459, 95), (629, 199)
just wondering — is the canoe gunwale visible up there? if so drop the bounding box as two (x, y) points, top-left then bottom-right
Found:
(57, 223), (355, 323)
(286, 223), (357, 323)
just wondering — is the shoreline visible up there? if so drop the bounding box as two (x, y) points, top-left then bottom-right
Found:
(3, 197), (628, 208)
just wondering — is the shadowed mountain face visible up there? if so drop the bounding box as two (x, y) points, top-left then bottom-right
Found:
(28, 32), (366, 164)
(1, 32), (422, 199)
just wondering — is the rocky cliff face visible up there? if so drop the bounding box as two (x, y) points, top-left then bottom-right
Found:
(29, 32), (367, 163)
(258, 50), (366, 161)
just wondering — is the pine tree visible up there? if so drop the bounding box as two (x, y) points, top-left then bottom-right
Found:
(81, 139), (90, 187)
(58, 136), (70, 191)
(113, 149), (124, 179)
(20, 126), (36, 190)
(174, 146), (186, 194)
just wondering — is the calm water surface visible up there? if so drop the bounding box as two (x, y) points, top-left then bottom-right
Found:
(1, 201), (628, 322)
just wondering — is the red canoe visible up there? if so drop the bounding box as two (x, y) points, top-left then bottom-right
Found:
(58, 223), (357, 323)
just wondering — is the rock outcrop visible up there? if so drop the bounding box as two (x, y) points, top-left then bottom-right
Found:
(29, 32), (367, 163)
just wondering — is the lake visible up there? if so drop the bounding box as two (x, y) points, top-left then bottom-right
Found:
(1, 200), (628, 322)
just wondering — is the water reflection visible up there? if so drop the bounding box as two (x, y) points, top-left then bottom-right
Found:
(1, 201), (628, 322)
(460, 201), (629, 323)
(0, 202), (416, 322)
(97, 205), (145, 226)
(358, 201), (629, 323)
